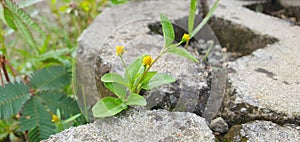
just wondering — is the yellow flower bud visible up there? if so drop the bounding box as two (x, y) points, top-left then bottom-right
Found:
(116, 46), (125, 56)
(181, 34), (190, 42)
(143, 55), (153, 67)
(51, 114), (59, 123)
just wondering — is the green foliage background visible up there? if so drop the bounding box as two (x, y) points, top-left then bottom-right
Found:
(0, 0), (129, 141)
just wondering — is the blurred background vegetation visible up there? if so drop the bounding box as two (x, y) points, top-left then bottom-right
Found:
(0, 0), (128, 141)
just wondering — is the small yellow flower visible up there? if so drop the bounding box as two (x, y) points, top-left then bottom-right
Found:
(116, 46), (125, 56)
(143, 55), (153, 67)
(181, 34), (190, 42)
(51, 114), (60, 123)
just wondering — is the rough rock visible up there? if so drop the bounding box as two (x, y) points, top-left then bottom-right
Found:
(209, 117), (229, 134)
(278, 0), (300, 7)
(75, 0), (225, 121)
(224, 120), (300, 142)
(42, 108), (215, 142)
(76, 0), (191, 121)
(211, 0), (300, 125)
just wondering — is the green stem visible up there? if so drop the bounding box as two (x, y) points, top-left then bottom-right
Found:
(134, 46), (168, 94)
(184, 40), (190, 49)
(120, 56), (130, 82)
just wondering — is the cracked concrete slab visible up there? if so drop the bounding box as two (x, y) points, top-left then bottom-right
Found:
(225, 120), (300, 142)
(43, 108), (215, 142)
(212, 0), (300, 124)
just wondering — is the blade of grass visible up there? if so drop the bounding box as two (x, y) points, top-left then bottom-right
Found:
(190, 0), (219, 38)
(188, 0), (197, 34)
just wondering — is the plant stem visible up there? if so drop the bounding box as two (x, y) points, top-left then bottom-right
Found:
(0, 56), (10, 83)
(184, 40), (190, 49)
(134, 46), (168, 94)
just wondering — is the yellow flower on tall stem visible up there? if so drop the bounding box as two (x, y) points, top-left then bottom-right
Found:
(143, 55), (153, 68)
(116, 46), (125, 56)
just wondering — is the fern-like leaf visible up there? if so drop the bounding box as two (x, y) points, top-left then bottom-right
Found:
(3, 0), (45, 35)
(0, 82), (30, 119)
(2, 0), (45, 52)
(39, 91), (84, 121)
(20, 96), (55, 141)
(30, 66), (71, 91)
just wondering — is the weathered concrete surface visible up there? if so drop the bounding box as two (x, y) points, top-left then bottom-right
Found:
(224, 120), (300, 142)
(76, 0), (223, 121)
(211, 0), (300, 125)
(43, 108), (215, 142)
(279, 0), (300, 7)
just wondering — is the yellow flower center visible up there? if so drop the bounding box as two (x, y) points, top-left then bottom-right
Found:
(116, 46), (125, 56)
(143, 55), (153, 67)
(51, 114), (59, 123)
(182, 34), (190, 42)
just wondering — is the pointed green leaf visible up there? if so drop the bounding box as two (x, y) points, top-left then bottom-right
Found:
(141, 71), (157, 85)
(92, 97), (128, 118)
(3, 7), (17, 30)
(167, 47), (199, 62)
(126, 56), (144, 85)
(30, 66), (71, 90)
(142, 73), (176, 90)
(4, 0), (45, 35)
(0, 82), (30, 119)
(125, 93), (146, 106)
(189, 0), (197, 33)
(160, 14), (175, 47)
(190, 0), (219, 38)
(104, 82), (126, 99)
(101, 73), (128, 87)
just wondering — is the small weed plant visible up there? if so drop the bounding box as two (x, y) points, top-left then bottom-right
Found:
(92, 0), (219, 118)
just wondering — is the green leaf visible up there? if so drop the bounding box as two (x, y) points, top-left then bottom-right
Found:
(189, 0), (197, 33)
(39, 91), (85, 122)
(125, 93), (146, 106)
(141, 71), (157, 85)
(101, 73), (128, 87)
(20, 96), (55, 141)
(2, 0), (46, 52)
(204, 41), (214, 62)
(31, 48), (73, 64)
(126, 56), (144, 86)
(92, 97), (128, 118)
(13, 12), (38, 51)
(104, 82), (126, 99)
(167, 47), (199, 62)
(160, 14), (175, 47)
(3, 7), (17, 30)
(4, 0), (45, 35)
(190, 0), (219, 38)
(142, 73), (176, 90)
(27, 126), (55, 142)
(30, 66), (71, 90)
(0, 82), (30, 119)
(110, 0), (128, 5)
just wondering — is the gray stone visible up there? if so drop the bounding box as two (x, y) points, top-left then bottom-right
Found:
(75, 0), (192, 121)
(278, 0), (300, 7)
(225, 120), (300, 142)
(209, 117), (229, 134)
(212, 0), (300, 125)
(42, 108), (215, 142)
(76, 0), (225, 121)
